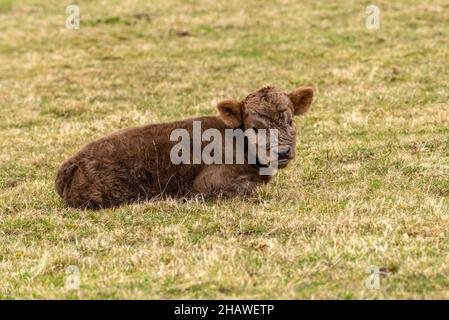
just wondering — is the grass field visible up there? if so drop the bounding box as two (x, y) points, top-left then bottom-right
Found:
(0, 0), (448, 299)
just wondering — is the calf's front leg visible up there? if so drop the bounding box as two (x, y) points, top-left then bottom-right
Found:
(192, 165), (259, 199)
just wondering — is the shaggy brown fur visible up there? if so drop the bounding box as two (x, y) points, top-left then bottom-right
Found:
(56, 85), (314, 209)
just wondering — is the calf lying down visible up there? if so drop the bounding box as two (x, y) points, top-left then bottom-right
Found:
(55, 85), (314, 209)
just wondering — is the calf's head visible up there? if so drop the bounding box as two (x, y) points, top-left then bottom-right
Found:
(217, 85), (314, 168)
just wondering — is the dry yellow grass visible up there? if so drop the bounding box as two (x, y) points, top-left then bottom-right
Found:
(0, 0), (448, 299)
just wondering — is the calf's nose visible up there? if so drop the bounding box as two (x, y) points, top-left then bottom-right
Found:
(276, 146), (292, 160)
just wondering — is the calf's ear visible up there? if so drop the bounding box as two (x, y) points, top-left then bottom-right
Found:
(217, 99), (243, 128)
(288, 86), (314, 115)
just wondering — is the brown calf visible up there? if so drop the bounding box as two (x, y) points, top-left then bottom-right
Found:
(55, 85), (314, 209)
